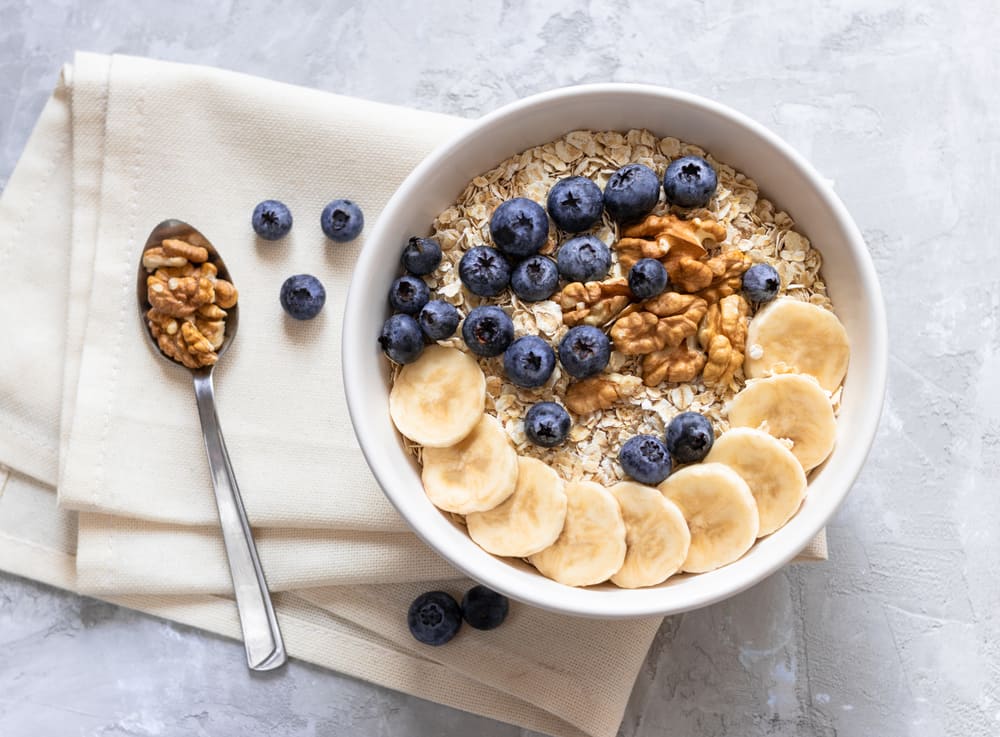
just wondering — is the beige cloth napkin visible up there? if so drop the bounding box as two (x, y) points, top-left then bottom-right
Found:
(0, 51), (826, 737)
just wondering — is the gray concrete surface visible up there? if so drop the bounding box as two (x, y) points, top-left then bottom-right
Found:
(1, 0), (998, 735)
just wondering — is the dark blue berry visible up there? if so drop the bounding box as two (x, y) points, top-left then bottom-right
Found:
(459, 246), (511, 297)
(461, 306), (514, 357)
(321, 198), (364, 242)
(663, 156), (717, 208)
(388, 275), (430, 315)
(603, 164), (660, 223)
(279, 274), (326, 320)
(628, 258), (669, 301)
(418, 300), (460, 341)
(546, 176), (604, 233)
(510, 255), (559, 302)
(503, 336), (556, 388)
(407, 591), (462, 646)
(619, 435), (673, 485)
(252, 199), (293, 240)
(401, 237), (442, 275)
(461, 585), (509, 630)
(556, 235), (611, 283)
(742, 263), (781, 303)
(558, 325), (611, 378)
(524, 402), (571, 447)
(378, 314), (425, 364)
(489, 198), (549, 258)
(665, 411), (715, 464)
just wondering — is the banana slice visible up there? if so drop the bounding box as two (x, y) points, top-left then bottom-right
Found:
(745, 298), (849, 392)
(389, 345), (486, 448)
(727, 373), (836, 471)
(609, 482), (691, 589)
(466, 457), (568, 558)
(704, 428), (807, 537)
(421, 415), (518, 514)
(530, 481), (626, 587)
(658, 464), (759, 573)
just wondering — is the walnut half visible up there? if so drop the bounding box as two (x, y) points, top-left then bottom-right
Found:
(557, 278), (632, 327)
(698, 294), (750, 388)
(610, 294), (707, 355)
(565, 373), (643, 414)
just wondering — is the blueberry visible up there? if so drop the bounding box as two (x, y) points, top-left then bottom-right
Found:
(619, 435), (673, 485)
(418, 300), (460, 341)
(742, 263), (781, 303)
(459, 246), (511, 297)
(546, 176), (604, 233)
(603, 164), (660, 223)
(378, 314), (425, 364)
(401, 237), (442, 275)
(461, 305), (514, 357)
(321, 198), (364, 242)
(665, 411), (715, 464)
(279, 274), (326, 320)
(251, 199), (293, 240)
(503, 336), (556, 388)
(461, 585), (509, 630)
(388, 275), (430, 315)
(556, 235), (611, 283)
(510, 255), (559, 302)
(489, 198), (549, 258)
(524, 402), (571, 447)
(558, 325), (611, 378)
(407, 591), (462, 646)
(663, 156), (717, 208)
(628, 258), (669, 301)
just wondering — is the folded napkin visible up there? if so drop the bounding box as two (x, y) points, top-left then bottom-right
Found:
(0, 52), (825, 737)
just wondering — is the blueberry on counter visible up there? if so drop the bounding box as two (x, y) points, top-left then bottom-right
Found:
(524, 402), (571, 447)
(619, 434), (673, 485)
(665, 411), (715, 464)
(388, 275), (430, 315)
(558, 325), (611, 378)
(489, 198), (549, 258)
(321, 198), (364, 242)
(742, 263), (781, 303)
(556, 235), (612, 283)
(603, 163), (660, 223)
(663, 156), (717, 208)
(503, 335), (556, 388)
(251, 199), (293, 240)
(279, 274), (326, 320)
(461, 585), (509, 630)
(407, 591), (462, 646)
(628, 258), (669, 301)
(418, 300), (460, 341)
(510, 255), (559, 302)
(378, 314), (425, 364)
(546, 176), (604, 233)
(461, 305), (514, 357)
(401, 236), (442, 275)
(459, 246), (511, 297)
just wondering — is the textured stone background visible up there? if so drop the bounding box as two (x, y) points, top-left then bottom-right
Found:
(1, 0), (998, 735)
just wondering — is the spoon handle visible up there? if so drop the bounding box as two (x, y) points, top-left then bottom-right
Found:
(192, 371), (287, 671)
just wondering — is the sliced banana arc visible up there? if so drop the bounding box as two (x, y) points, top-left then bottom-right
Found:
(530, 481), (626, 587)
(609, 482), (691, 589)
(467, 457), (568, 558)
(658, 463), (759, 573)
(727, 373), (836, 472)
(421, 415), (518, 514)
(744, 298), (849, 392)
(705, 428), (807, 537)
(389, 345), (486, 448)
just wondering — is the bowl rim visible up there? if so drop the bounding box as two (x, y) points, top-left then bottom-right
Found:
(343, 83), (888, 618)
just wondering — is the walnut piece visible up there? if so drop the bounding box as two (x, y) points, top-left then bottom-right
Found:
(641, 343), (708, 386)
(142, 247), (188, 270)
(557, 278), (632, 327)
(610, 294), (707, 355)
(616, 214), (725, 271)
(162, 238), (208, 263)
(147, 308), (218, 369)
(698, 294), (750, 388)
(694, 250), (751, 303)
(147, 264), (216, 317)
(565, 373), (643, 414)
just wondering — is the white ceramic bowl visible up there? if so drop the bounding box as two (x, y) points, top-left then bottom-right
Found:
(343, 84), (887, 619)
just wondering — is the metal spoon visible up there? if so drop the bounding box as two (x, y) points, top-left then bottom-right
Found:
(137, 219), (286, 671)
